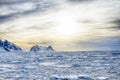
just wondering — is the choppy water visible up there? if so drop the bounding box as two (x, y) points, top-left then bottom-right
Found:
(0, 51), (120, 80)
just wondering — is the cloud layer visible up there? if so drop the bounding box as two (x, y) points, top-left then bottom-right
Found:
(0, 0), (56, 22)
(0, 0), (120, 51)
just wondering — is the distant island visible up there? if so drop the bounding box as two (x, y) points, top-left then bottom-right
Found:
(0, 40), (54, 52)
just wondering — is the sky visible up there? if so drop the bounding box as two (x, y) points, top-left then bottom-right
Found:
(0, 0), (120, 51)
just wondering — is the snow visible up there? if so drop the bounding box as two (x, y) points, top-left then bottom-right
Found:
(49, 74), (93, 80)
(0, 51), (119, 80)
(49, 75), (78, 80)
(40, 62), (55, 66)
(97, 77), (109, 80)
(0, 47), (6, 52)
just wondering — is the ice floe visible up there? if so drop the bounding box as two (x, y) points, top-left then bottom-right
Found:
(49, 74), (93, 80)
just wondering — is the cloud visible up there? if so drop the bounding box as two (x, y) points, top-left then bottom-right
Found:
(27, 21), (55, 30)
(0, 0), (56, 23)
(109, 19), (120, 30)
(0, 0), (27, 5)
(0, 32), (5, 35)
(28, 26), (49, 30)
(0, 2), (37, 15)
(99, 18), (120, 31)
(27, 41), (53, 45)
(0, 15), (14, 23)
(67, 0), (95, 4)
(73, 36), (120, 50)
(0, 0), (120, 51)
(39, 41), (53, 45)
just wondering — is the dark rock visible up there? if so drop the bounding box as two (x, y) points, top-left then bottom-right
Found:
(47, 45), (54, 51)
(30, 45), (54, 52)
(30, 45), (40, 52)
(0, 40), (22, 52)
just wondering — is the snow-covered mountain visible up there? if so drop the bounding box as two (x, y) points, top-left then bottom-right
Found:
(0, 40), (22, 52)
(0, 40), (54, 52)
(30, 45), (54, 52)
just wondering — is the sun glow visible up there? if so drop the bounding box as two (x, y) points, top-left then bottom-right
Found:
(55, 11), (78, 36)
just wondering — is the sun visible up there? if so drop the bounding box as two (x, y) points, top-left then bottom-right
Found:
(57, 24), (77, 36)
(55, 11), (78, 36)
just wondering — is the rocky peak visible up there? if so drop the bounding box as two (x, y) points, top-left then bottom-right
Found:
(47, 45), (54, 51)
(0, 40), (22, 52)
(30, 45), (54, 52)
(30, 45), (40, 52)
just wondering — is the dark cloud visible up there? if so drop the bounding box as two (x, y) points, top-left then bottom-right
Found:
(0, 0), (27, 5)
(0, 7), (40, 23)
(0, 14), (18, 23)
(96, 18), (120, 31)
(73, 36), (120, 50)
(109, 19), (120, 30)
(0, 0), (56, 23)
(0, 15), (12, 22)
(100, 19), (120, 31)
(68, 0), (95, 4)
